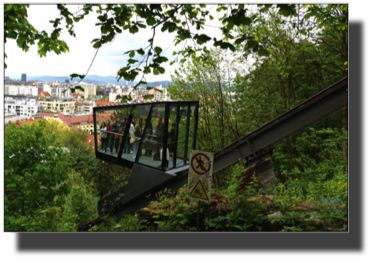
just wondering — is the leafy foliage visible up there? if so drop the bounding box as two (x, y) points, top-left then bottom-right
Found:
(62, 171), (99, 228)
(4, 4), (348, 232)
(4, 120), (70, 231)
(3, 4), (317, 92)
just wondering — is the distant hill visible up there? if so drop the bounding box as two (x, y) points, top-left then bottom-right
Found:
(9, 75), (171, 88)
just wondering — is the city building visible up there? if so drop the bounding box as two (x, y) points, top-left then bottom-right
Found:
(41, 92), (51, 98)
(65, 79), (70, 83)
(21, 73), (27, 82)
(76, 100), (96, 114)
(108, 90), (119, 102)
(39, 97), (76, 114)
(50, 86), (73, 98)
(5, 85), (38, 96)
(4, 95), (44, 117)
(140, 84), (170, 102)
(95, 100), (119, 106)
(51, 80), (61, 86)
(75, 83), (97, 99)
(43, 84), (51, 94)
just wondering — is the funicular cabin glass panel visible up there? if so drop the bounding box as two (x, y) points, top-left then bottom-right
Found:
(94, 101), (198, 172)
(95, 106), (133, 159)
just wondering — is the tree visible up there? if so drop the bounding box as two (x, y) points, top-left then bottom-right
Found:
(5, 4), (309, 99)
(228, 7), (347, 182)
(44, 117), (69, 139)
(4, 120), (70, 231)
(169, 48), (242, 151)
(61, 171), (99, 228)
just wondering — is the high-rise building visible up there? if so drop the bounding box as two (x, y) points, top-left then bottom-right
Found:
(65, 79), (70, 83)
(21, 74), (27, 82)
(75, 83), (97, 99)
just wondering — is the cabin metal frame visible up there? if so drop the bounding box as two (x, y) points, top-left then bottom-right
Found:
(93, 100), (199, 172)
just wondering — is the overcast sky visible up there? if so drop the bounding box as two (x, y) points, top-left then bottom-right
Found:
(4, 3), (230, 82)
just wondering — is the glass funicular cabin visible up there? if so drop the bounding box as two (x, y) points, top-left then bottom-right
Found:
(93, 101), (199, 173)
(94, 101), (199, 216)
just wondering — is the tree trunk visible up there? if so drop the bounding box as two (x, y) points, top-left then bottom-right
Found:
(218, 75), (225, 148)
(292, 135), (304, 172)
(286, 138), (296, 180)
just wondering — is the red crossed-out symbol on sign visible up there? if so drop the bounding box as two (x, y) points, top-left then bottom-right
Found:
(191, 153), (211, 175)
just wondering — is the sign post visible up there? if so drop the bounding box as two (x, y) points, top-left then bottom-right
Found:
(188, 149), (214, 231)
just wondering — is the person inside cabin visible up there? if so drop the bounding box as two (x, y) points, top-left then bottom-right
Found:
(126, 118), (135, 154)
(100, 122), (107, 153)
(143, 118), (153, 157)
(120, 117), (127, 130)
(130, 118), (135, 153)
(110, 120), (120, 155)
(120, 117), (128, 153)
(155, 118), (165, 161)
(106, 120), (111, 152)
(168, 122), (176, 160)
(132, 124), (142, 159)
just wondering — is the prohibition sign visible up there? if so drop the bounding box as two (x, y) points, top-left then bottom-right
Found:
(191, 153), (211, 175)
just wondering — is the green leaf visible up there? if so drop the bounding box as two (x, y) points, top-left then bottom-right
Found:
(74, 86), (85, 91)
(5, 4), (13, 12)
(137, 48), (145, 55)
(66, 17), (73, 25)
(93, 41), (101, 48)
(128, 58), (138, 64)
(143, 94), (154, 100)
(143, 67), (151, 74)
(158, 67), (165, 74)
(129, 25), (139, 34)
(154, 46), (162, 55)
(70, 74), (85, 80)
(129, 51), (135, 57)
(147, 17), (156, 26)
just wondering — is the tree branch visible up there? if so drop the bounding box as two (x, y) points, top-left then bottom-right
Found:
(151, 4), (184, 29)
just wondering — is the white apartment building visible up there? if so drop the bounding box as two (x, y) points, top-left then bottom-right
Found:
(108, 86), (135, 103)
(154, 84), (170, 101)
(51, 86), (74, 98)
(109, 91), (119, 102)
(43, 84), (51, 94)
(4, 95), (44, 117)
(5, 85), (38, 96)
(51, 80), (61, 86)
